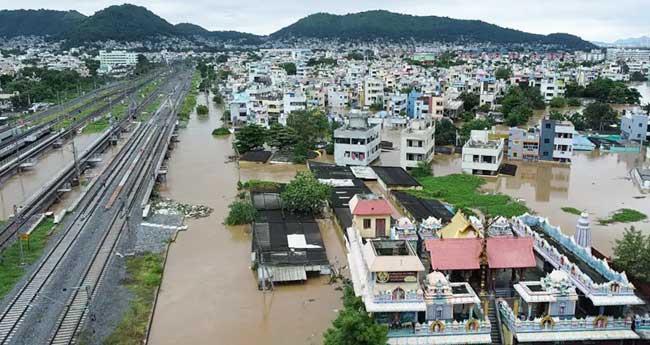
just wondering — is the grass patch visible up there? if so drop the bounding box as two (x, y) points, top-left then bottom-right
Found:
(0, 217), (55, 298)
(409, 174), (530, 218)
(82, 117), (110, 134)
(561, 207), (583, 215)
(177, 71), (201, 121)
(104, 253), (163, 345)
(211, 127), (230, 136)
(598, 208), (647, 225)
(238, 179), (283, 192)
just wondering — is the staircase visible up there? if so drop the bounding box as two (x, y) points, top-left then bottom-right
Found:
(488, 297), (502, 344)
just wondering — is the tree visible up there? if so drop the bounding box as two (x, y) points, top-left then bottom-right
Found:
(411, 161), (432, 178)
(613, 227), (650, 282)
(134, 54), (152, 75)
(460, 119), (493, 142)
(495, 67), (512, 80)
(630, 71), (647, 82)
(225, 200), (257, 225)
(566, 112), (587, 131)
(549, 97), (567, 108)
(505, 105), (533, 126)
(459, 92), (479, 111)
(196, 104), (208, 116)
(583, 102), (618, 131)
(234, 124), (267, 153)
(286, 109), (329, 149)
(281, 171), (330, 214)
(435, 119), (457, 146)
(216, 54), (229, 63)
(323, 285), (388, 345)
(84, 59), (100, 78)
(369, 102), (384, 112)
(567, 97), (582, 107)
(279, 62), (297, 75)
(267, 123), (298, 149)
(548, 110), (565, 121)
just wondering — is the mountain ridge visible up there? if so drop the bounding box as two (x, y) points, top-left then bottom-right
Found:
(0, 6), (596, 49)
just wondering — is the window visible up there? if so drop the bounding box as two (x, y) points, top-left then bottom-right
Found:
(544, 138), (550, 144)
(363, 219), (371, 229)
(545, 123), (551, 129)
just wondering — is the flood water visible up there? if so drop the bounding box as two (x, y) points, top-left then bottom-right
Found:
(0, 132), (122, 220)
(149, 93), (346, 345)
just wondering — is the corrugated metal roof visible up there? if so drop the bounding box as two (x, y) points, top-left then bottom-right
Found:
(268, 266), (307, 282)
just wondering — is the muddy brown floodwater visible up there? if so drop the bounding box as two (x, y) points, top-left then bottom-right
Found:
(149, 93), (346, 345)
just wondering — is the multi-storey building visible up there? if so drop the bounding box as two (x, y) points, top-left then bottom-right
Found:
(540, 76), (566, 102)
(399, 120), (435, 170)
(333, 112), (381, 166)
(539, 119), (574, 163)
(363, 78), (384, 107)
(97, 50), (137, 73)
(461, 130), (504, 176)
(508, 127), (540, 161)
(621, 109), (650, 143)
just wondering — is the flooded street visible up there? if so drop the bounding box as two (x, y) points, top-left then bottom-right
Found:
(0, 132), (115, 219)
(421, 149), (649, 256)
(149, 94), (345, 345)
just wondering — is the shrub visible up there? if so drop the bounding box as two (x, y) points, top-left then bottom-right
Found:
(212, 127), (230, 136)
(196, 104), (209, 116)
(225, 200), (256, 225)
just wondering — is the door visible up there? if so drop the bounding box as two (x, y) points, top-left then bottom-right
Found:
(376, 218), (386, 237)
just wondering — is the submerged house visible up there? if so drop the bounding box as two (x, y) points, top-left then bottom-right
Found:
(250, 192), (330, 289)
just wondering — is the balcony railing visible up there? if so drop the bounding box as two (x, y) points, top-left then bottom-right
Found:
(498, 300), (633, 334)
(388, 319), (491, 338)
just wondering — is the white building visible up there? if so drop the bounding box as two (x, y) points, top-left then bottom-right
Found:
(333, 112), (381, 166)
(461, 130), (504, 176)
(400, 120), (435, 170)
(363, 78), (384, 107)
(540, 76), (566, 102)
(98, 50), (137, 74)
(553, 121), (575, 163)
(280, 91), (306, 125)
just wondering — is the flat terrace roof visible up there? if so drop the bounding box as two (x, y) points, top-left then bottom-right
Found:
(308, 161), (356, 180)
(392, 191), (453, 223)
(528, 224), (607, 284)
(372, 166), (421, 188)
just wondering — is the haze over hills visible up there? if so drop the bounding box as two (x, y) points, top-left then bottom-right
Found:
(593, 36), (650, 48)
(0, 5), (596, 49)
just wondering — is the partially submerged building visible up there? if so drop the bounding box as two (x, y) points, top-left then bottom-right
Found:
(461, 130), (504, 176)
(250, 192), (330, 289)
(333, 112), (381, 166)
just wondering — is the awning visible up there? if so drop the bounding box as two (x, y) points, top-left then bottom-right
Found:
(267, 266), (307, 282)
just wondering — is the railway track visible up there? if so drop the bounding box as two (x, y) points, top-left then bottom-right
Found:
(0, 71), (174, 251)
(0, 68), (192, 345)
(0, 74), (156, 169)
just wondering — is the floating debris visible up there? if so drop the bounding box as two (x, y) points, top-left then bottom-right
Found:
(151, 198), (213, 219)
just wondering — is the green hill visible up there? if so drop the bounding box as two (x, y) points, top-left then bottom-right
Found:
(0, 9), (85, 37)
(270, 10), (595, 49)
(66, 4), (177, 42)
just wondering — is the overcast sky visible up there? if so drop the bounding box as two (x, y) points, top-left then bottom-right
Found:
(0, 0), (647, 42)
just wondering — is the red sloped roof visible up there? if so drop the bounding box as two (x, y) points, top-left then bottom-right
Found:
(352, 199), (393, 216)
(424, 238), (482, 270)
(486, 237), (536, 269)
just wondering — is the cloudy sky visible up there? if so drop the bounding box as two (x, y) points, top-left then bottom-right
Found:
(0, 0), (647, 42)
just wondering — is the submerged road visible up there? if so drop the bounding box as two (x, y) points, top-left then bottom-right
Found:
(0, 67), (193, 345)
